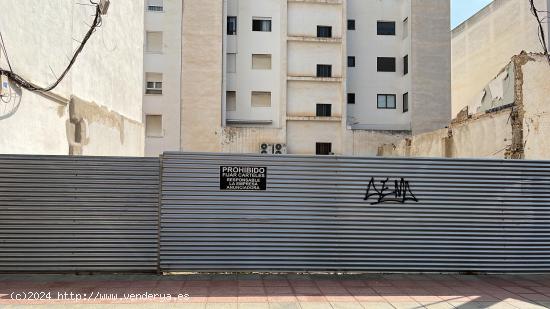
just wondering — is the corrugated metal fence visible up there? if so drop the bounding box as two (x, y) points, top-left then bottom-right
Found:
(0, 155), (160, 273)
(160, 152), (550, 273)
(1, 153), (550, 274)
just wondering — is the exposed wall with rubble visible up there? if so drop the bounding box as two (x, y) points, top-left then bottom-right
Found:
(0, 0), (145, 156)
(451, 0), (549, 117)
(380, 53), (549, 160)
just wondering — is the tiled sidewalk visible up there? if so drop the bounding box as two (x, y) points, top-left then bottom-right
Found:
(1, 274), (550, 308)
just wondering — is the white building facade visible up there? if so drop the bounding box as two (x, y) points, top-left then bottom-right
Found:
(143, 0), (183, 156)
(148, 0), (451, 156)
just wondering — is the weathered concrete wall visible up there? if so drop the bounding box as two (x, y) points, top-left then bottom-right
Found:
(451, 0), (549, 117)
(0, 0), (145, 156)
(379, 110), (512, 159)
(410, 0), (451, 134)
(344, 130), (411, 157)
(450, 111), (512, 159)
(221, 127), (285, 153)
(180, 0), (223, 152)
(521, 54), (550, 160)
(380, 53), (550, 160)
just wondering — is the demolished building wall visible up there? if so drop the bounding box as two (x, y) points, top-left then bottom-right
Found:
(379, 53), (549, 160)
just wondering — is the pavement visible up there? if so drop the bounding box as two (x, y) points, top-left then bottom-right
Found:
(1, 274), (550, 308)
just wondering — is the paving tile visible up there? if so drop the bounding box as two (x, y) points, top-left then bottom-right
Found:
(418, 300), (455, 309)
(299, 302), (333, 309)
(389, 302), (424, 309)
(205, 303), (238, 309)
(268, 303), (301, 309)
(237, 296), (268, 303)
(360, 302), (395, 309)
(518, 294), (550, 301)
(267, 295), (298, 303)
(263, 281), (290, 287)
(295, 295), (327, 302)
(447, 301), (506, 309)
(330, 302), (363, 309)
(238, 303), (269, 309)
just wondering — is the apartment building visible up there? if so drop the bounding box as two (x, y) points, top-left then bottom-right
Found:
(143, 0), (183, 156)
(150, 0), (450, 156)
(452, 0), (550, 117)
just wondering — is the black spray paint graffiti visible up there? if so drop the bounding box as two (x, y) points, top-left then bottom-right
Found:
(364, 177), (419, 205)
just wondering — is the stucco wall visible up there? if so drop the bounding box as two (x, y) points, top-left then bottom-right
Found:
(451, 0), (549, 117)
(522, 54), (550, 160)
(0, 0), (145, 156)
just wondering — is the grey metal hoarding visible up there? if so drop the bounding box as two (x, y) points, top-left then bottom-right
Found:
(160, 152), (550, 273)
(0, 155), (160, 273)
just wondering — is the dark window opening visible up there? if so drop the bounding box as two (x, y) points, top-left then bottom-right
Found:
(227, 16), (237, 35)
(348, 19), (356, 30)
(377, 21), (396, 35)
(377, 57), (396, 72)
(348, 56), (356, 67)
(316, 143), (332, 155)
(403, 55), (408, 75)
(253, 19), (272, 32)
(347, 93), (356, 104)
(316, 64), (332, 77)
(403, 92), (409, 113)
(316, 104), (332, 117)
(317, 26), (333, 38)
(377, 94), (397, 109)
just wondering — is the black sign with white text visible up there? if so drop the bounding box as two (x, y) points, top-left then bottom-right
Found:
(220, 166), (267, 191)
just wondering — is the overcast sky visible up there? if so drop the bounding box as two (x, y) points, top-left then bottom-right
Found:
(451, 0), (493, 28)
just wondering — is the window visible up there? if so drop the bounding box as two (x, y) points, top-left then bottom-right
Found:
(147, 0), (163, 11)
(227, 16), (237, 35)
(403, 92), (409, 113)
(317, 64), (332, 77)
(347, 93), (356, 104)
(145, 115), (163, 137)
(316, 143), (332, 155)
(317, 26), (332, 38)
(145, 31), (163, 53)
(226, 91), (236, 111)
(403, 55), (408, 75)
(348, 56), (356, 67)
(252, 54), (272, 70)
(253, 18), (272, 32)
(377, 21), (396, 35)
(251, 91), (271, 107)
(377, 57), (396, 72)
(316, 104), (332, 117)
(145, 73), (162, 95)
(227, 53), (237, 73)
(403, 18), (409, 39)
(348, 19), (356, 30)
(377, 94), (397, 109)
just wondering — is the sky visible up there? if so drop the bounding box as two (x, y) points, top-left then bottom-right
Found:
(451, 0), (493, 28)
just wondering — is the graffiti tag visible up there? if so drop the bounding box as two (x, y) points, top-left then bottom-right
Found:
(364, 177), (419, 205)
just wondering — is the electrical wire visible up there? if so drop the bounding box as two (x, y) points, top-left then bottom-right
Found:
(0, 1), (103, 93)
(0, 30), (13, 71)
(529, 0), (550, 64)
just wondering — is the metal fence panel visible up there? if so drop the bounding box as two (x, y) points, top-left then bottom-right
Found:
(160, 152), (550, 273)
(0, 155), (160, 273)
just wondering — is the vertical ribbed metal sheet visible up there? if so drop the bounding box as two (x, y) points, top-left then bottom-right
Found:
(0, 155), (160, 273)
(160, 152), (550, 273)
